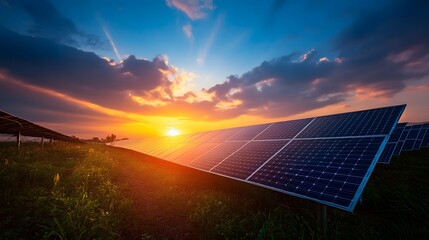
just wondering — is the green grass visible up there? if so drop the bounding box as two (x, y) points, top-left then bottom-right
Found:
(1, 142), (428, 239)
(0, 143), (133, 240)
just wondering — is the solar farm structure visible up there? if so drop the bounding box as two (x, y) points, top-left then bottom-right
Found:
(113, 105), (406, 212)
(378, 122), (429, 164)
(0, 110), (83, 147)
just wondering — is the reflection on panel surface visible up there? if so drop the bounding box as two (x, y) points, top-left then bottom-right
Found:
(212, 141), (289, 179)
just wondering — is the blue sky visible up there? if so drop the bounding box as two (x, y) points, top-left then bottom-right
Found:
(1, 0), (390, 89)
(0, 0), (428, 138)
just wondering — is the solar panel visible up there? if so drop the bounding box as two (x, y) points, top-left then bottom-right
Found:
(174, 142), (219, 164)
(388, 123), (407, 143)
(297, 106), (403, 138)
(248, 137), (384, 209)
(377, 122), (407, 164)
(377, 143), (397, 164)
(207, 128), (242, 142)
(422, 125), (429, 148)
(117, 104), (406, 212)
(192, 131), (223, 143)
(393, 141), (405, 156)
(413, 124), (429, 150)
(227, 124), (271, 141)
(255, 118), (313, 140)
(211, 140), (289, 179)
(402, 125), (420, 151)
(164, 142), (200, 161)
(393, 126), (410, 155)
(189, 141), (247, 170)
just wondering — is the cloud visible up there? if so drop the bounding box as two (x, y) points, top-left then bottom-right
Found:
(206, 0), (429, 117)
(182, 23), (193, 42)
(1, 0), (102, 47)
(99, 15), (122, 62)
(0, 0), (428, 128)
(166, 0), (215, 20)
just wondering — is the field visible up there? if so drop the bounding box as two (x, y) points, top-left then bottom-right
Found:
(1, 143), (428, 239)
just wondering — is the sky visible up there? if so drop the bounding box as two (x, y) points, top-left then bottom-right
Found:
(0, 0), (428, 139)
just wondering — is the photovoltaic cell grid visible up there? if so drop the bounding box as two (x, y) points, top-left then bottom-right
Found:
(422, 124), (429, 148)
(189, 141), (247, 170)
(377, 123), (407, 164)
(377, 143), (397, 164)
(402, 125), (422, 151)
(255, 118), (313, 140)
(248, 137), (385, 208)
(297, 106), (403, 138)
(117, 105), (406, 212)
(211, 140), (289, 180)
(379, 122), (429, 162)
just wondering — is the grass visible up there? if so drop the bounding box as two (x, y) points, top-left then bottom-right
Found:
(0, 142), (133, 240)
(1, 142), (428, 239)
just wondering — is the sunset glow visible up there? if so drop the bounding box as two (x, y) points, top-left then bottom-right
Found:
(0, 1), (427, 140)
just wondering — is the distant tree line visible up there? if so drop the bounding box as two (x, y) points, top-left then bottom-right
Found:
(81, 134), (128, 143)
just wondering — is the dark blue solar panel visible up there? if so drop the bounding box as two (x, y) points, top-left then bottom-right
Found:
(248, 137), (385, 211)
(189, 141), (247, 170)
(407, 128), (420, 139)
(298, 105), (405, 138)
(400, 127), (410, 140)
(422, 127), (429, 148)
(227, 124), (271, 141)
(378, 143), (396, 164)
(413, 140), (423, 150)
(211, 141), (289, 179)
(417, 127), (427, 139)
(255, 118), (313, 140)
(393, 141), (405, 156)
(402, 140), (415, 151)
(388, 123), (407, 143)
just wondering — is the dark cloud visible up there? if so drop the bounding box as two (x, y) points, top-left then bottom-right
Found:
(208, 50), (344, 117)
(1, 0), (102, 47)
(332, 0), (429, 95)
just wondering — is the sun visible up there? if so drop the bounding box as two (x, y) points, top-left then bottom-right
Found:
(166, 128), (180, 137)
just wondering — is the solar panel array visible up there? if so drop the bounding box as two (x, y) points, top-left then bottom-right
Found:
(0, 110), (83, 143)
(377, 123), (407, 164)
(378, 122), (429, 164)
(113, 105), (406, 212)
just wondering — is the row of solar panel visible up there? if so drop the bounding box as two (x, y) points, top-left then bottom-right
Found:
(378, 122), (429, 164)
(113, 105), (405, 212)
